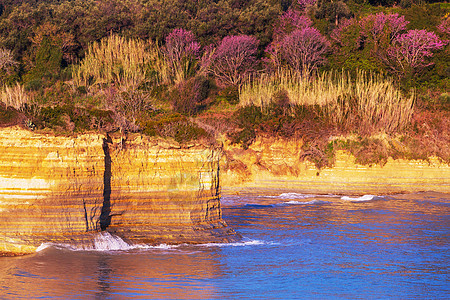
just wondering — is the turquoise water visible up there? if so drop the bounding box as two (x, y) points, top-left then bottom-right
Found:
(0, 191), (448, 299)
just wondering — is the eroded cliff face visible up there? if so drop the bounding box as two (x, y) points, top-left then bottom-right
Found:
(2, 129), (448, 254)
(105, 135), (235, 245)
(221, 137), (450, 194)
(0, 127), (237, 255)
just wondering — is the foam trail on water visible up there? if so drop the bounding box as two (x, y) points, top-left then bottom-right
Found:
(341, 195), (383, 202)
(274, 193), (315, 199)
(197, 238), (276, 248)
(280, 200), (330, 206)
(36, 232), (180, 252)
(267, 193), (337, 200)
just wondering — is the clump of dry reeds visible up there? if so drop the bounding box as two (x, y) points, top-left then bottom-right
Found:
(72, 34), (173, 125)
(239, 69), (415, 133)
(352, 71), (415, 133)
(72, 34), (169, 92)
(0, 83), (31, 111)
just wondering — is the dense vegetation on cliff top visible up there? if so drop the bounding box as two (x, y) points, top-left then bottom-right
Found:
(0, 0), (448, 165)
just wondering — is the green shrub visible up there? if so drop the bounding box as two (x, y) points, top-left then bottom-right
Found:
(0, 103), (19, 125)
(140, 112), (210, 144)
(404, 4), (446, 31)
(216, 85), (239, 105)
(170, 76), (210, 115)
(23, 36), (63, 88)
(32, 105), (114, 132)
(438, 93), (450, 111)
(228, 101), (303, 149)
(227, 105), (262, 149)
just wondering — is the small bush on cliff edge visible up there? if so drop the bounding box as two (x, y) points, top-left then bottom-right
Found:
(31, 105), (114, 133)
(0, 103), (21, 126)
(228, 100), (309, 149)
(140, 112), (210, 144)
(170, 76), (211, 116)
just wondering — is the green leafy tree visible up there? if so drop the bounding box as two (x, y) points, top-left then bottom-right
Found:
(23, 35), (63, 89)
(0, 48), (18, 85)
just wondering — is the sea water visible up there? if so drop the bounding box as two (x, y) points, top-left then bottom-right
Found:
(0, 191), (448, 299)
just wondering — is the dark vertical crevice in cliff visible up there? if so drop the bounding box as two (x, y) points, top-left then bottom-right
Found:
(99, 135), (112, 231)
(215, 150), (222, 219)
(83, 200), (89, 231)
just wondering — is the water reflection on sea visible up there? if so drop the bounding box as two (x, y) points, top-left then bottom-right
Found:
(0, 191), (448, 299)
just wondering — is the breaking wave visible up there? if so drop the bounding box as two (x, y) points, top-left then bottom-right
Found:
(340, 195), (384, 202)
(196, 238), (276, 248)
(36, 232), (179, 252)
(35, 234), (272, 253)
(280, 200), (331, 205)
(271, 193), (336, 200)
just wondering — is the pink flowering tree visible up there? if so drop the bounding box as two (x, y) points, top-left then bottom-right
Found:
(359, 13), (409, 46)
(438, 18), (450, 36)
(209, 35), (259, 86)
(386, 30), (446, 78)
(279, 27), (329, 73)
(273, 10), (313, 42)
(330, 13), (410, 74)
(331, 13), (409, 50)
(330, 17), (357, 46)
(163, 28), (201, 83)
(267, 12), (317, 72)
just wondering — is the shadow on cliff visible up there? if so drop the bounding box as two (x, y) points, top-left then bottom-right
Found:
(99, 135), (112, 230)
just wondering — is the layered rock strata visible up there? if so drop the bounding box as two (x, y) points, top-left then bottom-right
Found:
(222, 137), (450, 194)
(0, 127), (237, 255)
(105, 135), (235, 244)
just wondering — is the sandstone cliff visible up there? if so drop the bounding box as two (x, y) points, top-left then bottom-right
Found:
(221, 137), (450, 194)
(0, 127), (237, 255)
(2, 129), (449, 255)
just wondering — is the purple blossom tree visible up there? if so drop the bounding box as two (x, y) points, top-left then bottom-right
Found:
(267, 12), (316, 72)
(330, 13), (410, 74)
(386, 29), (446, 77)
(279, 27), (329, 73)
(163, 28), (201, 83)
(438, 18), (450, 36)
(359, 13), (409, 44)
(209, 35), (259, 86)
(273, 10), (313, 42)
(330, 17), (357, 46)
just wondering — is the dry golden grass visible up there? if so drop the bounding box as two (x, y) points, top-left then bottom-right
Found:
(0, 83), (30, 111)
(239, 69), (415, 133)
(72, 34), (169, 93)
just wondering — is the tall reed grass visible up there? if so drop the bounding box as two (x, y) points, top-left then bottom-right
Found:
(239, 69), (415, 133)
(72, 35), (169, 92)
(0, 83), (30, 111)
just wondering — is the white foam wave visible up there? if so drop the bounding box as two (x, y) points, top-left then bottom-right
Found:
(36, 243), (52, 252)
(197, 239), (275, 248)
(145, 243), (179, 250)
(35, 232), (180, 253)
(278, 193), (316, 199)
(91, 232), (134, 251)
(281, 200), (330, 205)
(341, 195), (383, 202)
(268, 193), (337, 200)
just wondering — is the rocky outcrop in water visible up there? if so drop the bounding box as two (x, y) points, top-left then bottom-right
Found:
(0, 127), (237, 255)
